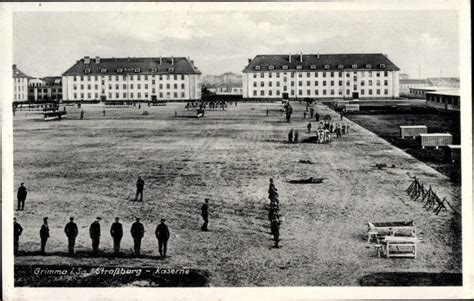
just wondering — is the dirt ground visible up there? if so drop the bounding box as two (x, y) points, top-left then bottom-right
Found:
(13, 101), (461, 286)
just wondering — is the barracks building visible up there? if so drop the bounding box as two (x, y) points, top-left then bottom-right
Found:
(62, 56), (202, 102)
(242, 53), (400, 100)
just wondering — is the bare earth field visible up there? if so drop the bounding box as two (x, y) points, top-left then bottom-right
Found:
(13, 102), (461, 286)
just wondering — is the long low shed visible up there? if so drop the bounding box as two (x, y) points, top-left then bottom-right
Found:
(419, 133), (453, 148)
(399, 125), (427, 138)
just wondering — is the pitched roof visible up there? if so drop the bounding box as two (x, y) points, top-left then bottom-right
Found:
(427, 77), (460, 87)
(12, 65), (30, 78)
(62, 57), (201, 76)
(242, 53), (400, 72)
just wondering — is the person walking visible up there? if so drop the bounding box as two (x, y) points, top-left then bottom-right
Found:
(40, 217), (49, 255)
(131, 218), (145, 256)
(17, 183), (27, 211)
(155, 218), (170, 259)
(307, 122), (312, 133)
(201, 199), (209, 231)
(14, 218), (23, 255)
(110, 217), (123, 255)
(89, 217), (101, 254)
(64, 217), (79, 256)
(134, 176), (145, 202)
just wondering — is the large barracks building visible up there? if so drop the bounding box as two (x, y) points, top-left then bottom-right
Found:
(62, 56), (202, 102)
(242, 53), (400, 100)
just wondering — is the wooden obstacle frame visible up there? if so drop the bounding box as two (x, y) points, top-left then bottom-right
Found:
(405, 177), (458, 216)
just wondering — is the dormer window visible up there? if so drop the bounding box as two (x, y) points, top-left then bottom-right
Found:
(84, 69), (91, 73)
(100, 69), (107, 73)
(168, 68), (174, 72)
(338, 65), (344, 69)
(310, 65), (316, 70)
(255, 66), (261, 70)
(282, 65), (288, 70)
(296, 65), (302, 70)
(380, 64), (386, 69)
(324, 65), (330, 69)
(117, 68), (123, 73)
(352, 64), (357, 69)
(268, 65), (275, 70)
(151, 68), (158, 72)
(366, 64), (372, 69)
(134, 68), (141, 73)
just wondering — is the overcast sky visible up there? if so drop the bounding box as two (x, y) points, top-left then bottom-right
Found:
(13, 10), (459, 78)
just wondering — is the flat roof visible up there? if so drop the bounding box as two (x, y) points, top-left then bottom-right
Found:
(419, 133), (453, 137)
(447, 145), (461, 149)
(426, 89), (460, 97)
(399, 125), (427, 128)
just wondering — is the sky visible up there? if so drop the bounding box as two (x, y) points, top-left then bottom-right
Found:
(13, 9), (459, 78)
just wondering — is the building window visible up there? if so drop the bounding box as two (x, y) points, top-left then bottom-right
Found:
(269, 82), (272, 87)
(315, 90), (319, 95)
(255, 66), (261, 70)
(376, 80), (380, 86)
(330, 90), (334, 95)
(380, 64), (386, 69)
(80, 93), (84, 99)
(298, 90), (302, 96)
(276, 82), (280, 87)
(291, 81), (294, 87)
(269, 90), (273, 96)
(353, 85), (357, 90)
(384, 89), (388, 95)
(115, 84), (119, 89)
(291, 90), (294, 95)
(330, 72), (334, 77)
(260, 73), (264, 78)
(73, 85), (77, 90)
(323, 90), (326, 95)
(80, 84), (84, 89)
(159, 84), (163, 89)
(74, 76), (77, 81)
(307, 89), (310, 95)
(346, 90), (350, 95)
(384, 71), (388, 77)
(276, 73), (280, 78)
(181, 75), (185, 80)
(339, 81), (342, 86)
(261, 82), (264, 87)
(361, 89), (365, 95)
(315, 81), (318, 86)
(181, 83), (185, 89)
(376, 89), (380, 95)
(166, 84), (170, 89)
(159, 92), (163, 98)
(369, 80), (373, 85)
(253, 91), (257, 96)
(376, 72), (380, 77)
(253, 82), (257, 87)
(384, 80), (388, 86)
(330, 81), (334, 86)
(282, 65), (288, 70)
(260, 90), (264, 96)
(298, 81), (302, 87)
(290, 73), (295, 78)
(323, 81), (326, 86)
(74, 93), (77, 98)
(323, 72), (327, 78)
(361, 81), (365, 86)
(276, 90), (280, 96)
(269, 73), (272, 78)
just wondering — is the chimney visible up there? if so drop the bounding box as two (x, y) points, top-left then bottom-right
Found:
(171, 56), (174, 65)
(316, 53), (320, 59)
(84, 56), (90, 64)
(190, 60), (194, 66)
(13, 64), (16, 69)
(95, 56), (100, 64)
(159, 56), (162, 65)
(300, 52), (303, 62)
(289, 53), (292, 63)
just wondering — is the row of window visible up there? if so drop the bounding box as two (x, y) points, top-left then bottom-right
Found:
(252, 71), (389, 79)
(252, 89), (390, 97)
(29, 88), (62, 93)
(14, 85), (26, 91)
(73, 83), (186, 91)
(72, 74), (187, 82)
(252, 80), (389, 88)
(255, 64), (386, 71)
(72, 92), (187, 100)
(427, 95), (460, 106)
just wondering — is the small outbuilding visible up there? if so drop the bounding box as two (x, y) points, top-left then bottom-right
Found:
(399, 125), (427, 139)
(419, 133), (453, 149)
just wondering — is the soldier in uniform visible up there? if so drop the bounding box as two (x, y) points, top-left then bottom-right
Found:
(40, 217), (49, 254)
(270, 218), (281, 248)
(135, 175), (145, 202)
(201, 198), (209, 231)
(89, 217), (101, 254)
(64, 217), (79, 255)
(294, 130), (299, 143)
(80, 109), (84, 120)
(110, 217), (123, 255)
(131, 217), (145, 256)
(14, 217), (23, 255)
(17, 183), (27, 211)
(307, 122), (312, 133)
(288, 129), (293, 143)
(155, 218), (170, 259)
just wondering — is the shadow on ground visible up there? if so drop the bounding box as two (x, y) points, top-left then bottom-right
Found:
(360, 272), (462, 286)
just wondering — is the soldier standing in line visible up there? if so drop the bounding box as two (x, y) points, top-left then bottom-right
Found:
(307, 122), (312, 133)
(17, 183), (27, 211)
(110, 217), (123, 255)
(201, 198), (209, 231)
(266, 109), (269, 116)
(288, 129), (294, 143)
(134, 175), (145, 202)
(64, 217), (79, 256)
(131, 217), (145, 256)
(89, 217), (101, 255)
(14, 218), (23, 255)
(270, 218), (281, 248)
(40, 217), (49, 255)
(80, 109), (84, 120)
(315, 112), (320, 122)
(155, 218), (170, 259)
(303, 111), (307, 119)
(294, 130), (299, 143)
(310, 107), (314, 119)
(103, 108), (106, 116)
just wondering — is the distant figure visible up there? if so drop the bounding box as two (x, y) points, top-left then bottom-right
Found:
(303, 111), (307, 119)
(110, 217), (123, 255)
(155, 218), (170, 259)
(17, 183), (27, 211)
(201, 198), (209, 231)
(307, 122), (312, 133)
(103, 108), (106, 116)
(89, 217), (101, 254)
(266, 109), (269, 116)
(268, 178), (279, 199)
(13, 107), (16, 116)
(131, 218), (145, 256)
(294, 130), (299, 143)
(270, 218), (281, 248)
(288, 129), (294, 143)
(64, 217), (79, 255)
(138, 103), (141, 109)
(315, 112), (320, 122)
(14, 217), (23, 255)
(135, 175), (145, 202)
(175, 111), (177, 117)
(40, 217), (49, 254)
(340, 112), (344, 121)
(80, 109), (84, 120)
(64, 106), (67, 113)
(310, 107), (314, 119)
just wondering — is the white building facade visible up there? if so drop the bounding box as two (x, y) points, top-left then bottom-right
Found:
(242, 53), (400, 100)
(12, 65), (29, 102)
(62, 56), (201, 101)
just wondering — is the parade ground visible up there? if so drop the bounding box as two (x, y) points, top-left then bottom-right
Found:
(13, 101), (461, 286)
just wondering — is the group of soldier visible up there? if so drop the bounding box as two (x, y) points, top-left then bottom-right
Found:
(267, 178), (281, 248)
(14, 180), (210, 258)
(288, 129), (299, 143)
(184, 101), (228, 111)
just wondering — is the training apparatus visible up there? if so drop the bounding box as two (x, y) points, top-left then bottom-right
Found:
(399, 125), (428, 139)
(288, 177), (325, 184)
(419, 133), (453, 149)
(366, 221), (417, 258)
(406, 177), (455, 216)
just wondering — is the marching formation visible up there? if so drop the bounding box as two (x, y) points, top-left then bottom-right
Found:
(268, 178), (281, 248)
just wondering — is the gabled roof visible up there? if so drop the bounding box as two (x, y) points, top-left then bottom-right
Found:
(12, 65), (30, 78)
(62, 57), (201, 76)
(242, 53), (400, 73)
